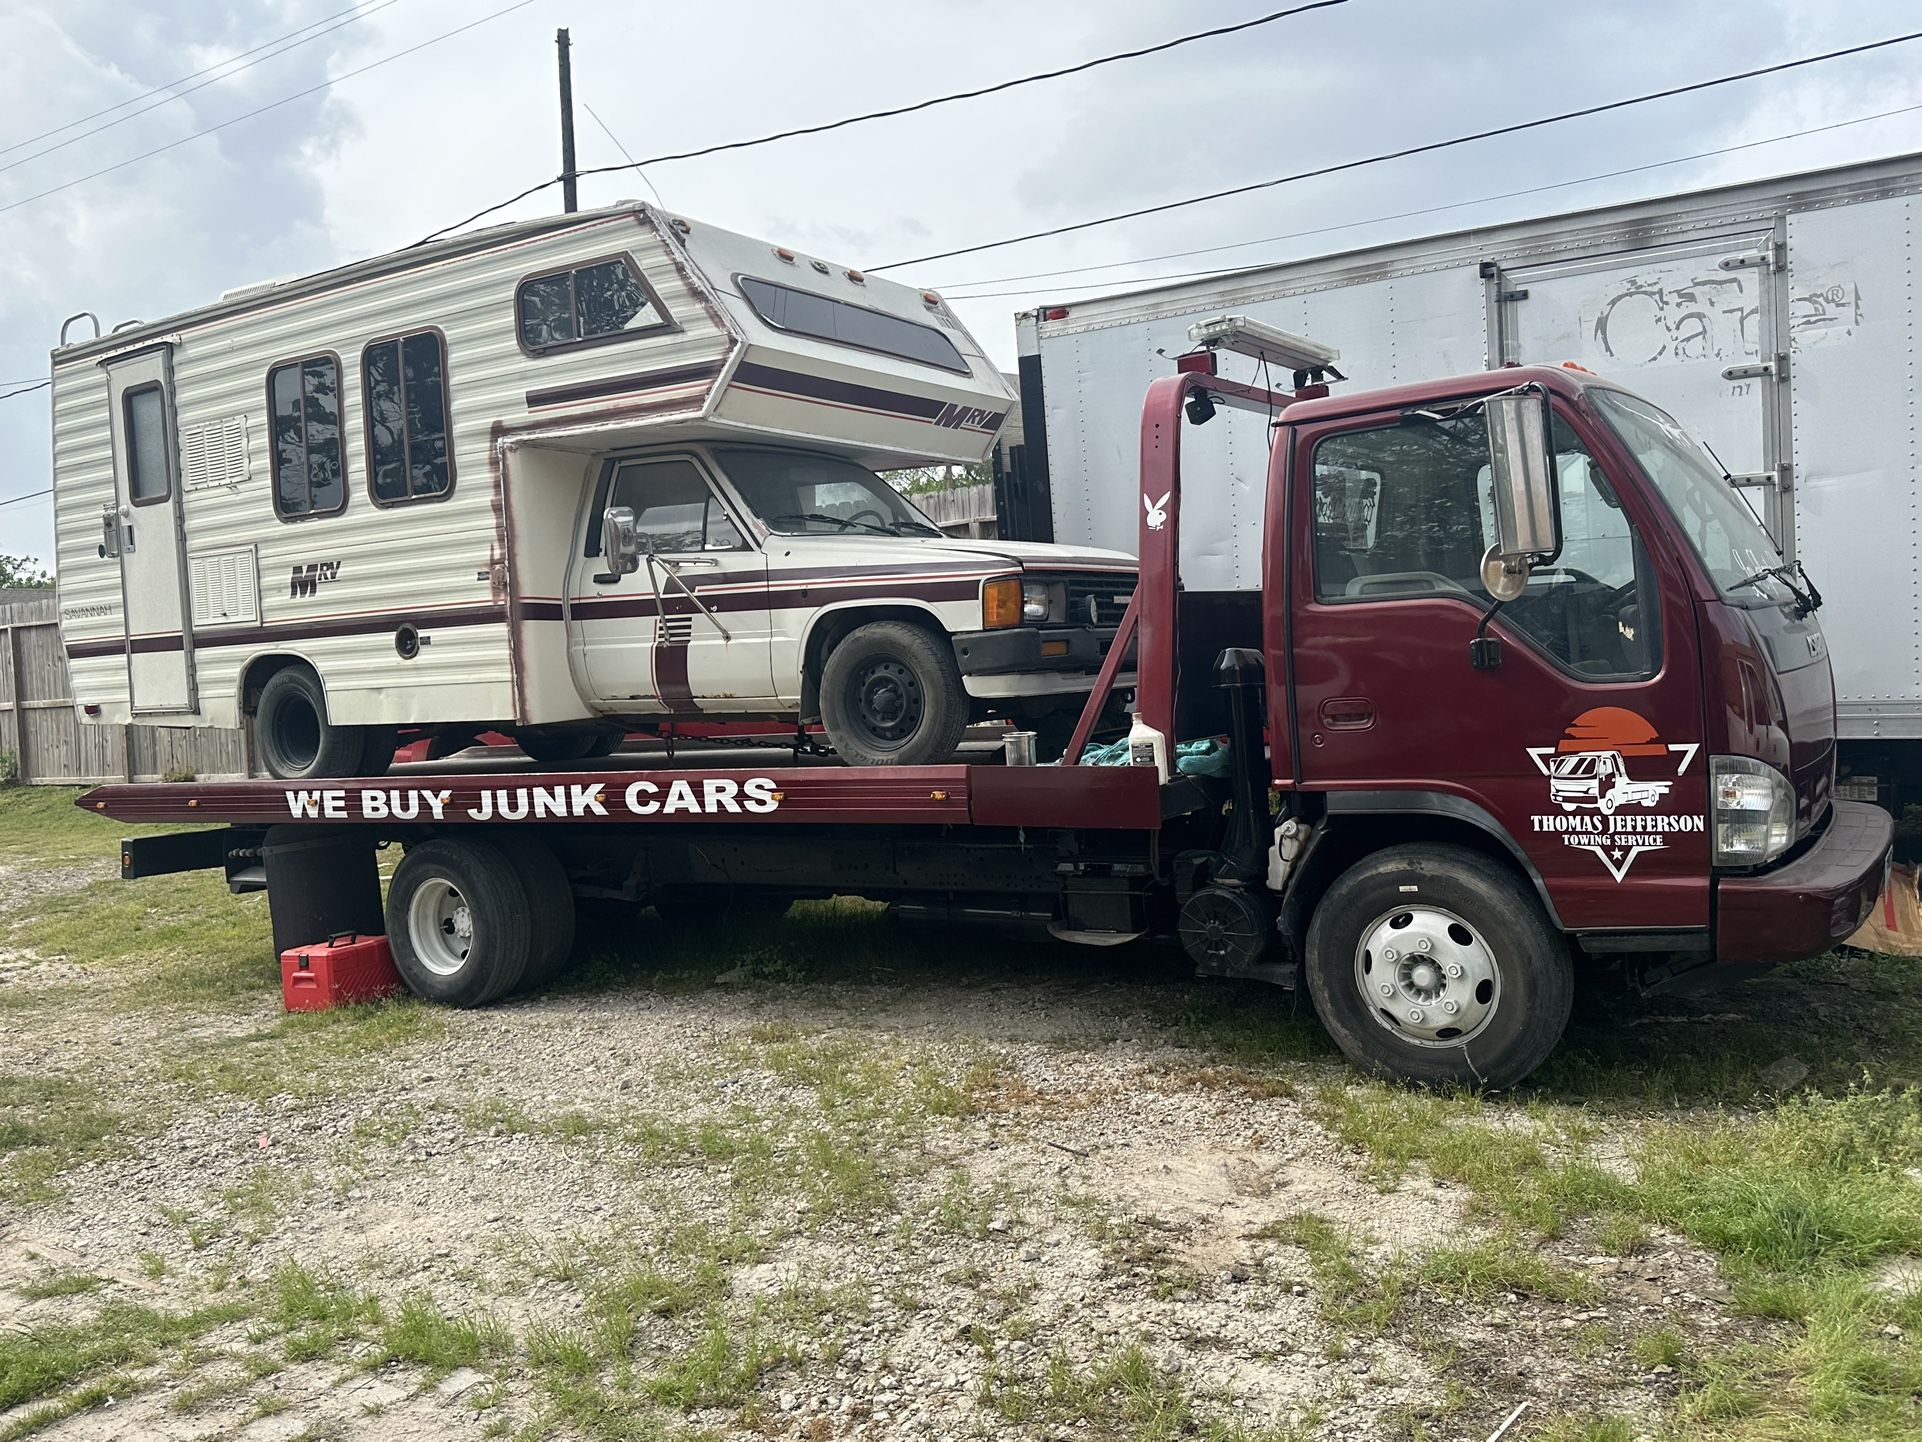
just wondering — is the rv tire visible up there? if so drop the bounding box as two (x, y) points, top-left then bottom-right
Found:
(819, 620), (969, 766)
(1304, 843), (1572, 1090)
(254, 665), (366, 780)
(386, 838), (533, 1007)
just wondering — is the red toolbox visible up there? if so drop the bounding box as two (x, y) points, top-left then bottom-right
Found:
(280, 933), (403, 1011)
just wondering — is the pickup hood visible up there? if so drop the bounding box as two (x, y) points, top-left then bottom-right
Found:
(762, 534), (1136, 575)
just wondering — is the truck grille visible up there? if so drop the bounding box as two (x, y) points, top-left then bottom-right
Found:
(1063, 574), (1136, 627)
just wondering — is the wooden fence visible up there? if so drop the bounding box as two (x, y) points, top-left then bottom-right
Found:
(0, 590), (245, 786)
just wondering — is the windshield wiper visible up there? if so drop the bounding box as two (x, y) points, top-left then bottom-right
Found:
(1731, 559), (1823, 618)
(767, 512), (893, 536)
(887, 519), (944, 537)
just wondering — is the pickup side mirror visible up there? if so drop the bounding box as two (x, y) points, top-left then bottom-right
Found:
(1480, 390), (1560, 602)
(600, 505), (642, 578)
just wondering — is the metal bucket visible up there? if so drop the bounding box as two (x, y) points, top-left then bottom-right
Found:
(1003, 730), (1037, 767)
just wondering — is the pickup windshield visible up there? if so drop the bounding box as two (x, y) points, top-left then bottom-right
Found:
(1590, 388), (1794, 607)
(716, 448), (943, 537)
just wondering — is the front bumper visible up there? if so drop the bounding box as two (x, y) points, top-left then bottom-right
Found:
(1715, 800), (1893, 964)
(952, 626), (1121, 678)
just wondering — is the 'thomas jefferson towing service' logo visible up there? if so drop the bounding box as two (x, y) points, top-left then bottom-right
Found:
(1526, 707), (1703, 882)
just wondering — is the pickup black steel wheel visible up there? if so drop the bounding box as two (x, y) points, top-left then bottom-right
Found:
(386, 838), (534, 1007)
(1304, 843), (1572, 1089)
(820, 620), (969, 767)
(254, 665), (368, 780)
(492, 835), (577, 992)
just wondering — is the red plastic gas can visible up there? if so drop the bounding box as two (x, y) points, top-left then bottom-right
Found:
(279, 933), (403, 1011)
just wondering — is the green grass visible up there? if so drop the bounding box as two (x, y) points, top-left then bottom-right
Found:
(1411, 1237), (1598, 1305)
(16, 1272), (107, 1301)
(979, 1343), (1310, 1441)
(0, 1073), (123, 1204)
(379, 1296), (511, 1373)
(0, 785), (201, 867)
(0, 1299), (247, 1412)
(166, 998), (444, 1101)
(1256, 1213), (1402, 1333)
(268, 1261), (382, 1362)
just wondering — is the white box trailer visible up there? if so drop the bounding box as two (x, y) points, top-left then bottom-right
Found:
(52, 203), (1137, 776)
(1012, 150), (1922, 801)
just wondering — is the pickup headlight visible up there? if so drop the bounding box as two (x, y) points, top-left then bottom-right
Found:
(1711, 755), (1794, 867)
(982, 578), (1064, 627)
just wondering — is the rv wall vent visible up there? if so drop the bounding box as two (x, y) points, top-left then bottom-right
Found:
(657, 615), (694, 645)
(189, 547), (260, 628)
(181, 415), (251, 491)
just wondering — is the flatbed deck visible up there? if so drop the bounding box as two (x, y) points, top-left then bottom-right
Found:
(77, 750), (1164, 832)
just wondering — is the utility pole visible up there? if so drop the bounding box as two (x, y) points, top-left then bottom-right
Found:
(556, 27), (578, 213)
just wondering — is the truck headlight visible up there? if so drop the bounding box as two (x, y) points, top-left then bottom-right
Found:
(1711, 755), (1794, 867)
(1021, 581), (1061, 623)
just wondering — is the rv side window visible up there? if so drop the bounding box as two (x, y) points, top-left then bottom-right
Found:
(268, 355), (346, 518)
(363, 331), (453, 506)
(736, 276), (969, 375)
(124, 385), (171, 505)
(516, 256), (670, 354)
(587, 460), (746, 556)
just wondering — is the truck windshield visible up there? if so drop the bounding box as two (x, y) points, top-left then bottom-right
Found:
(1590, 388), (1794, 607)
(716, 449), (943, 537)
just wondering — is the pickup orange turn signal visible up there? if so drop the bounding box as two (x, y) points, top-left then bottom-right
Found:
(982, 578), (1022, 628)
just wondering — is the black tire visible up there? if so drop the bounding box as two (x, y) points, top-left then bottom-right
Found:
(1304, 844), (1572, 1089)
(385, 838), (534, 1007)
(493, 835), (577, 992)
(516, 725), (613, 764)
(819, 620), (969, 766)
(254, 666), (366, 780)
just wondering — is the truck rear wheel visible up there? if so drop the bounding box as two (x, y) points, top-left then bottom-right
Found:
(820, 620), (969, 766)
(254, 665), (369, 780)
(1304, 843), (1572, 1089)
(516, 725), (620, 764)
(386, 838), (533, 1007)
(493, 835), (577, 992)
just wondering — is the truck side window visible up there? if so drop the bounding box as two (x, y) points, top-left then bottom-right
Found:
(1312, 413), (1659, 679)
(591, 460), (745, 556)
(267, 355), (346, 518)
(517, 256), (670, 354)
(363, 330), (453, 505)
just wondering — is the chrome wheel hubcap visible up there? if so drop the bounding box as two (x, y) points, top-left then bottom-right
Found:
(1353, 904), (1500, 1047)
(410, 877), (474, 977)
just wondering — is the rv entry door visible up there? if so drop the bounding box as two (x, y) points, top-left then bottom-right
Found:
(102, 345), (197, 715)
(1492, 231), (1790, 546)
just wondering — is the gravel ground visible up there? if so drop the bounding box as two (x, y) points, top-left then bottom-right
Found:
(0, 851), (1750, 1442)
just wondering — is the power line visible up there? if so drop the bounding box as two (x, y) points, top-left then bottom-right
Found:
(0, 381), (50, 402)
(583, 100), (664, 209)
(936, 102), (1922, 299)
(572, 1), (1347, 181)
(0, 0), (405, 178)
(872, 29), (1922, 271)
(0, 0), (536, 219)
(422, 1), (1349, 243)
(0, 1), (383, 156)
(0, 488), (52, 511)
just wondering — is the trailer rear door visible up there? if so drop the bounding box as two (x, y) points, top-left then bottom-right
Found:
(1493, 231), (1789, 544)
(102, 344), (197, 715)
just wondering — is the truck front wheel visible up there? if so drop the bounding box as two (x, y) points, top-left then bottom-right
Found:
(1304, 843), (1572, 1089)
(819, 621), (969, 766)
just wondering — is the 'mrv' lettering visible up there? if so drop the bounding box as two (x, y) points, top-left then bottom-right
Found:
(933, 403), (1002, 432)
(289, 560), (341, 599)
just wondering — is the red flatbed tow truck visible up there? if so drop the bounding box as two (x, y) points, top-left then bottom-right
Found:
(79, 329), (1891, 1087)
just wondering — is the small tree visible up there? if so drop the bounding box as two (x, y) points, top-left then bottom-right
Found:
(0, 554), (51, 589)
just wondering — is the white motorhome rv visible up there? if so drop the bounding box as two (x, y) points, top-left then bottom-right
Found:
(51, 204), (1134, 776)
(1008, 150), (1922, 807)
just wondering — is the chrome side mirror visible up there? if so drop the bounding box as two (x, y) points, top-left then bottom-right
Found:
(1483, 391), (1560, 600)
(601, 506), (642, 576)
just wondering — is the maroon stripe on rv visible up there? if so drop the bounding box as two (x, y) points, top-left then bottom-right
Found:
(524, 361), (725, 410)
(651, 638), (702, 715)
(63, 604), (509, 660)
(732, 361), (1004, 433)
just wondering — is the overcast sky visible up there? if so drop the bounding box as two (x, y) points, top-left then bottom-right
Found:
(2, 0), (1919, 567)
